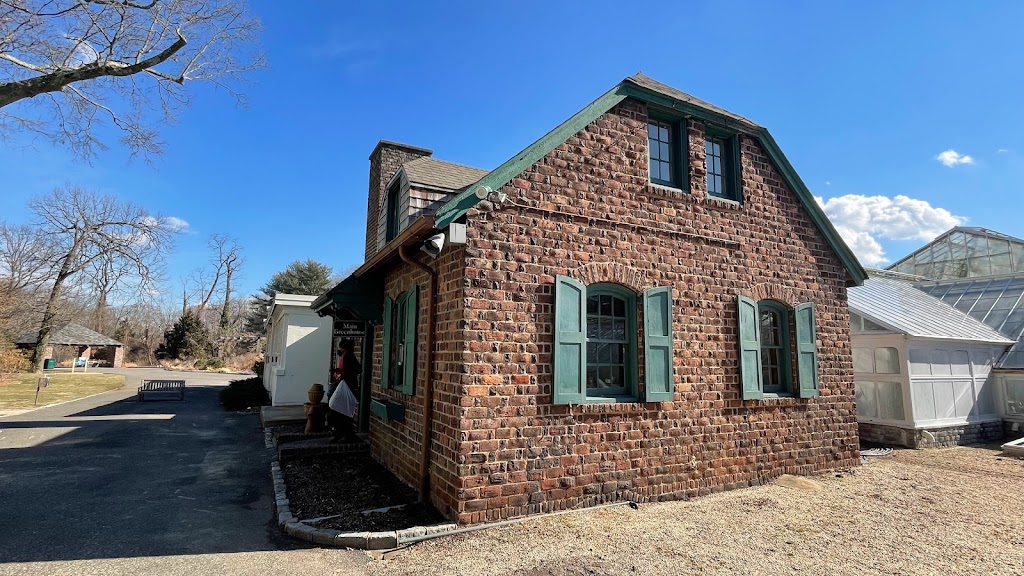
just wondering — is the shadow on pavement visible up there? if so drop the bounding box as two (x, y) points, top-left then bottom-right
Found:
(0, 384), (304, 563)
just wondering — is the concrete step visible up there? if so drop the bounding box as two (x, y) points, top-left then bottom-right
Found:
(260, 405), (305, 426)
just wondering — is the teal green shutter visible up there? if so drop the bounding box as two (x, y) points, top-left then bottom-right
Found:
(381, 296), (393, 389)
(729, 135), (743, 202)
(737, 295), (763, 400)
(400, 286), (418, 395)
(643, 286), (674, 402)
(794, 302), (820, 398)
(553, 275), (586, 404)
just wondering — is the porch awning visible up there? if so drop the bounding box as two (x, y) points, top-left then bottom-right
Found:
(311, 272), (384, 322)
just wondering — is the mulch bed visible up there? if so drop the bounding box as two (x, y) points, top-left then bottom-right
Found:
(283, 455), (444, 532)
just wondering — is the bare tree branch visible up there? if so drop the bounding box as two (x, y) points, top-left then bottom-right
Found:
(0, 0), (264, 158)
(23, 184), (179, 370)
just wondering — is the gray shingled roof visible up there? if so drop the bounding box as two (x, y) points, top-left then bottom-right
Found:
(625, 72), (761, 130)
(402, 157), (489, 191)
(849, 277), (1014, 343)
(15, 323), (123, 347)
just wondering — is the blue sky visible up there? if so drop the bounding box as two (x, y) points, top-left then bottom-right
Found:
(2, 1), (1023, 302)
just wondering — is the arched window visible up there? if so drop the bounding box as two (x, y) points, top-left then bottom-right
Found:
(585, 284), (636, 398)
(758, 301), (791, 394)
(553, 275), (675, 404)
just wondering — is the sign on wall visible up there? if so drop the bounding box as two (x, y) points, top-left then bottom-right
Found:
(333, 321), (366, 338)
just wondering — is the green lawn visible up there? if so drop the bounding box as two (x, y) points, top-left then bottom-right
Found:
(0, 373), (125, 410)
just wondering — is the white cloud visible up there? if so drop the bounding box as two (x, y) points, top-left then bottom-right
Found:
(816, 194), (966, 266)
(833, 225), (887, 266)
(936, 149), (974, 167)
(998, 148), (1010, 153)
(64, 36), (98, 67)
(161, 216), (190, 232)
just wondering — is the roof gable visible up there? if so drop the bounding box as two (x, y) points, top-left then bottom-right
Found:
(434, 73), (867, 285)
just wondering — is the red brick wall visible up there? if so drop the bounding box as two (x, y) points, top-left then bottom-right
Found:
(371, 261), (430, 488)
(452, 98), (860, 524)
(369, 245), (466, 519)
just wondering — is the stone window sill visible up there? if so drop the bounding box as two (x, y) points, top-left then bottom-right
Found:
(647, 183), (688, 199)
(551, 397), (655, 415)
(582, 395), (638, 404)
(700, 195), (742, 210)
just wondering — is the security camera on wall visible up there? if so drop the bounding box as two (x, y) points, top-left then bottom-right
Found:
(421, 233), (445, 258)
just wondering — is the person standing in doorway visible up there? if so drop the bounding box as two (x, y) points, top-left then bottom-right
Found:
(327, 339), (361, 442)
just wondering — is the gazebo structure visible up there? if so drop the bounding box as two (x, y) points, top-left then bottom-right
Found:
(15, 323), (125, 367)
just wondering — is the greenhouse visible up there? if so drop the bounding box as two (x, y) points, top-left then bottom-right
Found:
(888, 226), (1024, 279)
(849, 276), (1014, 448)
(916, 274), (1024, 424)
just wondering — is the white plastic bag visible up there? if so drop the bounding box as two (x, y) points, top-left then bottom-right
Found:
(327, 379), (357, 417)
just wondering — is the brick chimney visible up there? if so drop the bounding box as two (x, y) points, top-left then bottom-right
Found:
(365, 140), (433, 261)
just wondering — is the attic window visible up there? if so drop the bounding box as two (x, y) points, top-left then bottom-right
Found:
(648, 117), (683, 188)
(704, 125), (741, 201)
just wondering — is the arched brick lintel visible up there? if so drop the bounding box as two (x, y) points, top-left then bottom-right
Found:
(572, 262), (648, 293)
(745, 283), (801, 308)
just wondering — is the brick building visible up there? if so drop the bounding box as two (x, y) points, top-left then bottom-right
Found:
(313, 73), (867, 525)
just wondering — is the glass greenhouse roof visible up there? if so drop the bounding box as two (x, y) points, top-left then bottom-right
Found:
(915, 274), (1024, 368)
(889, 227), (1024, 280)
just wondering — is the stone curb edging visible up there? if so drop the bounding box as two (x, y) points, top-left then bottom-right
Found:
(270, 460), (458, 549)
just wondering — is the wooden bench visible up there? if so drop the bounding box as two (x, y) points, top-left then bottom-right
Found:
(138, 379), (185, 401)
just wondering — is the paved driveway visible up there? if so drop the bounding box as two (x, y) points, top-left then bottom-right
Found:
(0, 368), (369, 575)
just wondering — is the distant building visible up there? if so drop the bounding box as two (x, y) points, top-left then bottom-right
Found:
(888, 226), (1024, 279)
(849, 226), (1024, 446)
(849, 274), (1014, 448)
(15, 323), (124, 367)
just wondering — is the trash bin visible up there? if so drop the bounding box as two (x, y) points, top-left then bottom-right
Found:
(43, 358), (56, 370)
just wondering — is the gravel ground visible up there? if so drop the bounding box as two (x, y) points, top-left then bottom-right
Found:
(369, 446), (1024, 576)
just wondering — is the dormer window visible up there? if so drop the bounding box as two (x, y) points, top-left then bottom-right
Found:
(384, 179), (401, 242)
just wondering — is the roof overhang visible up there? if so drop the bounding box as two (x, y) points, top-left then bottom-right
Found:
(849, 305), (1017, 345)
(311, 216), (436, 320)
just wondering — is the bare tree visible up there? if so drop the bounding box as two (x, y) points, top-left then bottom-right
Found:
(189, 233), (241, 318)
(86, 250), (135, 334)
(217, 235), (242, 330)
(0, 223), (53, 342)
(25, 185), (177, 370)
(113, 290), (175, 365)
(0, 223), (54, 292)
(0, 0), (264, 158)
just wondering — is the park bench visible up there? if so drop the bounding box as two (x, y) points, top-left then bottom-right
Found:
(138, 379), (185, 401)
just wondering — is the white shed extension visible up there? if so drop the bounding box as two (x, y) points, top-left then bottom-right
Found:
(262, 293), (333, 406)
(849, 277), (1015, 448)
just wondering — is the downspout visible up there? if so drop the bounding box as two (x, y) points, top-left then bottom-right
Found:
(399, 244), (438, 503)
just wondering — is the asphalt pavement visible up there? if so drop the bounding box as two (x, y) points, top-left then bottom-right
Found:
(0, 368), (370, 575)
